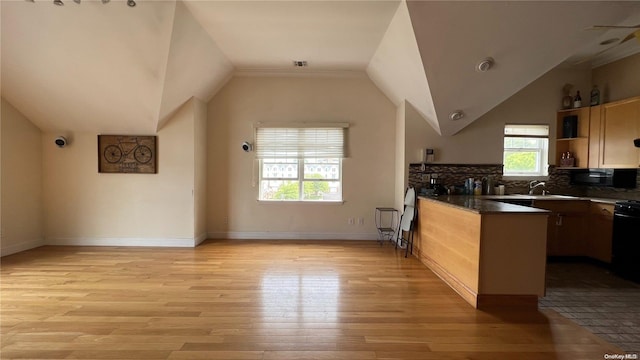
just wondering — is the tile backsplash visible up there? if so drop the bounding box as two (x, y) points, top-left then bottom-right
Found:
(408, 163), (640, 201)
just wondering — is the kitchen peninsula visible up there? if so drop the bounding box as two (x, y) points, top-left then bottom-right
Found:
(415, 196), (549, 309)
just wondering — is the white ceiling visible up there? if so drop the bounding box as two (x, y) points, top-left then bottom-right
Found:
(2, 0), (640, 136)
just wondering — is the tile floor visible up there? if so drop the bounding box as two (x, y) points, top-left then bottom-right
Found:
(539, 259), (640, 354)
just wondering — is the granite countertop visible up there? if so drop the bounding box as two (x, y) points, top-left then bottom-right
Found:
(418, 195), (550, 215)
(418, 194), (622, 214)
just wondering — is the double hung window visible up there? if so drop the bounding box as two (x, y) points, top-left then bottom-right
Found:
(256, 125), (346, 202)
(503, 124), (549, 177)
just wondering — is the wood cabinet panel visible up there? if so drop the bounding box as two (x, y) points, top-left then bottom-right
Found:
(600, 96), (640, 168)
(533, 200), (589, 256)
(587, 203), (614, 263)
(589, 105), (602, 168)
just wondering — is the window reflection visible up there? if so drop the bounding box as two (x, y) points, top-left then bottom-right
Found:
(261, 273), (340, 322)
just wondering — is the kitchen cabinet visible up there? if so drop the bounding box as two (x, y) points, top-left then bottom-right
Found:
(533, 200), (590, 256)
(587, 202), (614, 263)
(598, 96), (640, 169)
(555, 107), (591, 169)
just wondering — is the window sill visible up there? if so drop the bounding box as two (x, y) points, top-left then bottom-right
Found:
(257, 200), (345, 205)
(502, 175), (549, 181)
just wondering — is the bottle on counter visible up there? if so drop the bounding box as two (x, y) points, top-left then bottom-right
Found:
(474, 180), (482, 196)
(573, 91), (582, 108)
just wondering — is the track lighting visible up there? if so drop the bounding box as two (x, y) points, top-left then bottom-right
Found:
(25, 0), (135, 7)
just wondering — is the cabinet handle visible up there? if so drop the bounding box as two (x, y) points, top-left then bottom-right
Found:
(555, 214), (563, 226)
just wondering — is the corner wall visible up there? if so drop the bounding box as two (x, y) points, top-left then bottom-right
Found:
(207, 75), (396, 240)
(42, 100), (198, 247)
(1, 98), (44, 256)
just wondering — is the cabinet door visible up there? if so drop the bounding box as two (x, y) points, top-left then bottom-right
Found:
(587, 203), (614, 263)
(589, 105), (601, 168)
(600, 97), (640, 168)
(556, 213), (588, 256)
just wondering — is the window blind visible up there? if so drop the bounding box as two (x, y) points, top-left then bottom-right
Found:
(504, 124), (549, 138)
(255, 126), (346, 159)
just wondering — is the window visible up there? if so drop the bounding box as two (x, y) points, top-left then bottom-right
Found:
(503, 124), (549, 177)
(256, 125), (346, 201)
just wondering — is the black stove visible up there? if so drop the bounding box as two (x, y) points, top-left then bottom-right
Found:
(612, 199), (640, 282)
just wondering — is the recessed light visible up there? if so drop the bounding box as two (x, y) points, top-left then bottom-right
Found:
(599, 38), (619, 45)
(476, 57), (494, 72)
(449, 111), (465, 121)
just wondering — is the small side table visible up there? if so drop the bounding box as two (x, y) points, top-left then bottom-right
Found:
(375, 207), (398, 245)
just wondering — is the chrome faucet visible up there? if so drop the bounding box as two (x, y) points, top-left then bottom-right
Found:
(528, 180), (546, 195)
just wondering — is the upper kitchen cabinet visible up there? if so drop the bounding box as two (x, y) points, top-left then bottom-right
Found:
(599, 96), (640, 169)
(556, 107), (590, 169)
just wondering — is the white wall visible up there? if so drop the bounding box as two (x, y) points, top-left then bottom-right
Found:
(42, 102), (197, 247)
(207, 75), (396, 240)
(1, 98), (44, 256)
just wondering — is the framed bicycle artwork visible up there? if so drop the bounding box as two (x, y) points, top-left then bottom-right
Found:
(98, 135), (157, 174)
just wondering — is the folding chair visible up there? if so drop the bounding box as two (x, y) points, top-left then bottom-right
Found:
(395, 187), (417, 258)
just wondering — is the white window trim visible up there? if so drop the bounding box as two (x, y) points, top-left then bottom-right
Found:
(503, 124), (550, 177)
(254, 124), (347, 202)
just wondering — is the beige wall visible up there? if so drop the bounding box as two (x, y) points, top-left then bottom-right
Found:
(194, 97), (208, 244)
(401, 65), (592, 165)
(207, 75), (396, 239)
(42, 101), (197, 247)
(1, 98), (44, 256)
(394, 101), (406, 211)
(593, 52), (640, 103)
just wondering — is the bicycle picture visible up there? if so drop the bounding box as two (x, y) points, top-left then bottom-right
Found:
(103, 136), (153, 164)
(98, 135), (157, 174)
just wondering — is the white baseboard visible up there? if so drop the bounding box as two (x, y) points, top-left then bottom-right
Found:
(46, 237), (196, 248)
(194, 232), (208, 246)
(0, 238), (46, 257)
(207, 231), (378, 240)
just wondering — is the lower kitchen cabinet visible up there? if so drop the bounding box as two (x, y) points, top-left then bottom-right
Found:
(533, 200), (590, 256)
(587, 202), (614, 263)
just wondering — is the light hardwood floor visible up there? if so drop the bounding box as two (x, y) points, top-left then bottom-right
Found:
(1, 240), (622, 359)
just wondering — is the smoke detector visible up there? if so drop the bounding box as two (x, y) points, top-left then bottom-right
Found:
(449, 110), (465, 121)
(293, 60), (308, 67)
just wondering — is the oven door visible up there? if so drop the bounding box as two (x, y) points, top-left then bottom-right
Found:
(612, 212), (640, 282)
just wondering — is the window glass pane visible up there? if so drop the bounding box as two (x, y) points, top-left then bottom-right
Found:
(262, 159), (298, 179)
(302, 181), (341, 201)
(303, 158), (339, 180)
(504, 151), (540, 173)
(260, 180), (300, 200)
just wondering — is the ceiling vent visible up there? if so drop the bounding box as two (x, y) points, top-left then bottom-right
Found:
(293, 60), (308, 67)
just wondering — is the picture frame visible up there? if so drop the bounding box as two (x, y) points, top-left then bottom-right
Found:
(98, 135), (157, 174)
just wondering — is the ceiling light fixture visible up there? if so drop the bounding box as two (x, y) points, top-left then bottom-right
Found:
(73, 0), (80, 3)
(53, 0), (64, 5)
(476, 57), (494, 72)
(127, 0), (136, 7)
(101, 0), (110, 3)
(449, 110), (465, 121)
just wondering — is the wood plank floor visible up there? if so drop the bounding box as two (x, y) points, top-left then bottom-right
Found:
(0, 240), (622, 359)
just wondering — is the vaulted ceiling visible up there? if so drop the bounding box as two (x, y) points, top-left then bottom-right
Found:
(2, 0), (640, 136)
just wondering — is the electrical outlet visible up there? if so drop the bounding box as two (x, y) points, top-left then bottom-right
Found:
(348, 218), (354, 225)
(357, 218), (364, 225)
